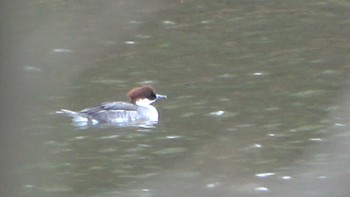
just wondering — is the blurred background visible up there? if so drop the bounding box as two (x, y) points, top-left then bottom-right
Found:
(1, 0), (350, 196)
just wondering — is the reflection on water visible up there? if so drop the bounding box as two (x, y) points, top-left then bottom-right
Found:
(2, 0), (350, 196)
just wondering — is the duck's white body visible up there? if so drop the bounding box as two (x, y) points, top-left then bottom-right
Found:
(58, 86), (167, 126)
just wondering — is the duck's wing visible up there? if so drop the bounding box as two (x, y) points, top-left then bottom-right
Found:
(80, 102), (137, 116)
(78, 102), (139, 124)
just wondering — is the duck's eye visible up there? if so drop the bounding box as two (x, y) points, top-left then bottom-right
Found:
(150, 93), (156, 99)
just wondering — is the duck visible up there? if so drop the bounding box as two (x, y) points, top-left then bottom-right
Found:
(57, 86), (167, 126)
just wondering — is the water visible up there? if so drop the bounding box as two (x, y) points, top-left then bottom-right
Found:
(2, 0), (350, 196)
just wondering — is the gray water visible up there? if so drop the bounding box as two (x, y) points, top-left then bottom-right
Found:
(2, 0), (350, 196)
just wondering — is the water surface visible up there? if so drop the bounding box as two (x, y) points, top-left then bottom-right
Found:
(2, 0), (350, 196)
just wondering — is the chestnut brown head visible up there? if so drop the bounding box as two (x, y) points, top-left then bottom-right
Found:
(127, 86), (167, 105)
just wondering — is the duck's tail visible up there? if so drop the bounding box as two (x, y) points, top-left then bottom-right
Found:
(56, 109), (79, 116)
(57, 109), (100, 128)
(56, 109), (92, 123)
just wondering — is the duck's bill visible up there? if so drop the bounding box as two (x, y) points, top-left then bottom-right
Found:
(156, 94), (167, 100)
